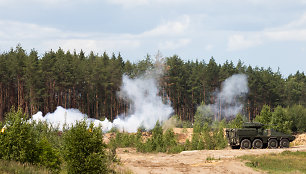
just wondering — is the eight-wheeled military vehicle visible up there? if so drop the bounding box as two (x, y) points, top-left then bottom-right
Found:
(225, 122), (295, 149)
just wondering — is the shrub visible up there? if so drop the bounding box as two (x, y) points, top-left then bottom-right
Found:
(136, 122), (183, 153)
(163, 129), (177, 150)
(254, 105), (272, 127)
(150, 121), (164, 152)
(0, 108), (38, 163)
(191, 121), (227, 150)
(170, 115), (193, 128)
(193, 105), (213, 127)
(36, 137), (61, 173)
(271, 106), (292, 134)
(0, 108), (62, 173)
(62, 120), (108, 174)
(184, 139), (192, 151)
(33, 121), (63, 150)
(114, 132), (138, 147)
(287, 105), (306, 133)
(228, 113), (244, 128)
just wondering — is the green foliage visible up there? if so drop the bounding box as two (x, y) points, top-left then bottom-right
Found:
(287, 105), (306, 133)
(191, 121), (227, 150)
(285, 72), (306, 106)
(111, 132), (139, 148)
(62, 121), (108, 174)
(0, 108), (38, 163)
(254, 105), (272, 128)
(184, 139), (192, 151)
(270, 106), (292, 134)
(150, 121), (164, 151)
(0, 108), (126, 173)
(194, 105), (213, 128)
(228, 113), (244, 128)
(171, 115), (193, 128)
(0, 108), (61, 173)
(163, 128), (180, 153)
(1, 45), (306, 130)
(36, 137), (61, 173)
(32, 121), (63, 150)
(135, 122), (184, 153)
(254, 104), (306, 133)
(213, 120), (227, 149)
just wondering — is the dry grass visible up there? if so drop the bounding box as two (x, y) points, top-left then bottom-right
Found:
(0, 160), (50, 174)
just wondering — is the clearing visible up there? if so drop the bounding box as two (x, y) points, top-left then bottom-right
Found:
(116, 131), (306, 174)
(117, 145), (306, 174)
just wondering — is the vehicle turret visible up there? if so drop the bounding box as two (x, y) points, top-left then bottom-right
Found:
(242, 122), (264, 128)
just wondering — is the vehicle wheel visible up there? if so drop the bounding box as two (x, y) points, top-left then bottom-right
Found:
(252, 139), (263, 149)
(241, 139), (251, 149)
(268, 139), (278, 149)
(280, 139), (289, 148)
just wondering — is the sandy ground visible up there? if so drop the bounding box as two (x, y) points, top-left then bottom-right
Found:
(115, 131), (306, 174)
(117, 145), (306, 174)
(106, 130), (306, 174)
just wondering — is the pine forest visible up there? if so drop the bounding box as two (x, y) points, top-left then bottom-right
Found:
(0, 45), (305, 123)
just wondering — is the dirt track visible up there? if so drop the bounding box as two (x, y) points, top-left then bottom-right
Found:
(117, 145), (306, 174)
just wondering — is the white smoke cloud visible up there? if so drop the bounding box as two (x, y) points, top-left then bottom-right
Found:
(209, 74), (248, 120)
(30, 106), (98, 129)
(101, 62), (173, 132)
(30, 60), (173, 133)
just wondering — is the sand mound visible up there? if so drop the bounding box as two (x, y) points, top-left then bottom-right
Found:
(172, 128), (193, 143)
(292, 133), (306, 146)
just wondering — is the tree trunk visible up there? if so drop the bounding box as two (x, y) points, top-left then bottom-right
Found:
(0, 82), (3, 121)
(95, 93), (99, 119)
(87, 93), (90, 116)
(203, 84), (206, 104)
(17, 77), (25, 109)
(64, 90), (67, 108)
(110, 92), (113, 120)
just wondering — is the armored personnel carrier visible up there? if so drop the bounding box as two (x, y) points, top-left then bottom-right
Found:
(225, 122), (295, 149)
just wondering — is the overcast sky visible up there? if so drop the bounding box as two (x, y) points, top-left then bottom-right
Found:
(0, 0), (305, 77)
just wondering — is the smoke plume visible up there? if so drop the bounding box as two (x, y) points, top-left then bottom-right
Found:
(206, 74), (248, 120)
(104, 73), (173, 132)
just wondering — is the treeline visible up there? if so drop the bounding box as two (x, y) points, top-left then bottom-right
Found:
(0, 45), (305, 121)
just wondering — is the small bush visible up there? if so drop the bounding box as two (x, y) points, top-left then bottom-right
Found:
(228, 113), (244, 128)
(190, 121), (227, 150)
(33, 121), (63, 150)
(115, 132), (138, 147)
(136, 122), (183, 153)
(0, 108), (63, 173)
(184, 139), (192, 151)
(171, 115), (193, 128)
(36, 137), (61, 173)
(0, 108), (38, 163)
(62, 120), (108, 174)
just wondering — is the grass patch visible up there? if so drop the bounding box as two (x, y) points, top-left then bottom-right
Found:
(239, 151), (306, 174)
(0, 160), (50, 174)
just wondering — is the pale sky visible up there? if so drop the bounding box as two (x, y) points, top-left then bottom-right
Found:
(0, 0), (305, 77)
